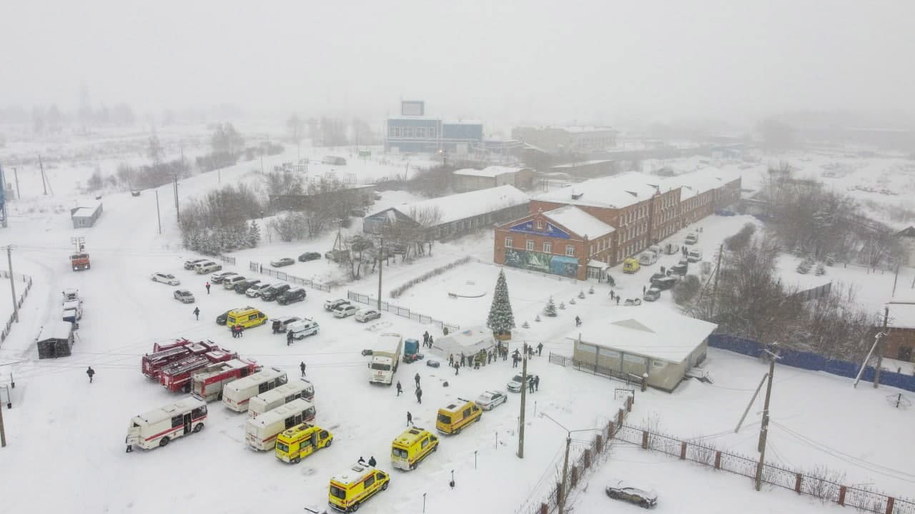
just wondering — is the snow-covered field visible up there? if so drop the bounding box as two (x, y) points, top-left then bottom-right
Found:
(1, 131), (914, 514)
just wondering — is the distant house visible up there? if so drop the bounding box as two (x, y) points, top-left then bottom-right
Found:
(569, 309), (717, 392)
(37, 321), (75, 359)
(268, 184), (375, 213)
(363, 185), (529, 241)
(897, 226), (915, 267)
(452, 166), (534, 193)
(885, 300), (915, 362)
(70, 201), (103, 228)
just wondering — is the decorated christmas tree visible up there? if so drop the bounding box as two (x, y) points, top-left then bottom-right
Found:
(487, 269), (516, 339)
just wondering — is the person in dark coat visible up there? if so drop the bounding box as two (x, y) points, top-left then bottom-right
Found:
(193, 307), (200, 320)
(415, 387), (422, 404)
(396, 381), (403, 396)
(205, 282), (211, 294)
(287, 330), (294, 346)
(454, 362), (459, 376)
(358, 456), (366, 465)
(537, 342), (544, 356)
(407, 411), (413, 426)
(300, 361), (306, 377)
(414, 372), (420, 387)
(529, 378), (535, 394)
(616, 296), (620, 305)
(237, 325), (244, 338)
(534, 375), (540, 391)
(428, 335), (434, 348)
(86, 366), (95, 383)
(368, 456), (377, 467)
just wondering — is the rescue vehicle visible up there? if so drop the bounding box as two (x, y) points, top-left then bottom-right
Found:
(158, 343), (236, 393)
(275, 423), (333, 463)
(436, 399), (482, 435)
(222, 367), (288, 412)
(247, 378), (314, 418)
(244, 398), (316, 450)
(391, 427), (438, 471)
(328, 463), (390, 512)
(125, 397), (206, 452)
(141, 338), (195, 379)
(190, 358), (260, 402)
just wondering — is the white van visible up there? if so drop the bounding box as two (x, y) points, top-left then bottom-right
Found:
(248, 379), (315, 418)
(195, 261), (222, 274)
(288, 319), (320, 340)
(125, 397), (207, 451)
(244, 398), (316, 450)
(222, 367), (288, 412)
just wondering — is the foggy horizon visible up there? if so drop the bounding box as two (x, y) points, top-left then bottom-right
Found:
(3, 0), (915, 129)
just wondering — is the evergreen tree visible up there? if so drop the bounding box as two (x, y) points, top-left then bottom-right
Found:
(247, 220), (261, 248)
(544, 296), (558, 317)
(486, 269), (515, 338)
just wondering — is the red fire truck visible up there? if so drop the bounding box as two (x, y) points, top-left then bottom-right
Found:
(159, 345), (236, 393)
(191, 358), (261, 402)
(141, 339), (196, 379)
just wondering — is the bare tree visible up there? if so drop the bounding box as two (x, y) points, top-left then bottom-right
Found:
(287, 114), (305, 160)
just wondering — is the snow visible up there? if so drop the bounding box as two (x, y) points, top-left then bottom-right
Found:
(452, 165), (525, 178)
(370, 185), (529, 225)
(886, 301), (915, 329)
(570, 307), (717, 363)
(536, 171), (662, 209)
(542, 205), (616, 239)
(2, 130), (915, 514)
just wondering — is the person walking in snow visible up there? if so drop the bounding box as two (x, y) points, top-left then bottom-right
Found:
(396, 381), (403, 396)
(575, 315), (581, 327)
(407, 411), (413, 426)
(205, 282), (211, 294)
(300, 361), (306, 377)
(368, 456), (377, 467)
(537, 342), (544, 356)
(193, 306), (200, 320)
(415, 387), (423, 404)
(528, 377), (535, 394)
(534, 375), (540, 392)
(414, 372), (420, 388)
(428, 335), (434, 348)
(86, 366), (95, 383)
(454, 362), (459, 376)
(287, 330), (294, 346)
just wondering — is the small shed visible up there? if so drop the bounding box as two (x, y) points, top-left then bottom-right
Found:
(431, 327), (497, 359)
(37, 321), (75, 359)
(71, 201), (103, 228)
(569, 308), (717, 392)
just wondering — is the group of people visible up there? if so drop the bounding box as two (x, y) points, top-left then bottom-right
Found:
(394, 373), (423, 404)
(421, 331), (435, 349)
(357, 456), (378, 467)
(510, 342), (544, 367)
(527, 375), (541, 393)
(230, 325), (245, 338)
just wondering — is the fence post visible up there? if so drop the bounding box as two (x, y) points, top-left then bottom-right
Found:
(617, 408), (624, 427)
(556, 482), (563, 505)
(641, 374), (647, 392)
(641, 431), (648, 449)
(794, 473), (802, 494)
(885, 498), (894, 514)
(596, 433), (603, 452)
(714, 451), (721, 469)
(627, 395), (633, 411)
(838, 486), (846, 506)
(680, 441), (687, 460)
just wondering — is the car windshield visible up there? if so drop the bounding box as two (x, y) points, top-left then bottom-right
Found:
(329, 485), (346, 500)
(371, 363), (391, 371)
(512, 375), (522, 382)
(275, 442), (289, 452)
(392, 448), (408, 459)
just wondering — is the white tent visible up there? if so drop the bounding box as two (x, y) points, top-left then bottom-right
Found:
(430, 327), (496, 359)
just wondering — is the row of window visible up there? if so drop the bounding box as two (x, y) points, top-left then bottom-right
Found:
(505, 237), (575, 256)
(389, 127), (438, 139)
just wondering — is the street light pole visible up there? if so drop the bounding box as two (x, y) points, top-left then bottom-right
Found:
(541, 412), (602, 514)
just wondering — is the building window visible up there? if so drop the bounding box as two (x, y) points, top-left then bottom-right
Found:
(505, 237), (512, 248)
(536, 220), (543, 230)
(526, 240), (534, 251)
(543, 241), (552, 253)
(565, 245), (574, 257)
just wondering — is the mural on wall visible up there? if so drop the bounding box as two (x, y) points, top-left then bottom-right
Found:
(505, 249), (578, 278)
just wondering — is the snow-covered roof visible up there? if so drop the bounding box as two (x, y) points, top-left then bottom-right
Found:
(38, 321), (74, 341)
(535, 171), (668, 209)
(570, 307), (717, 363)
(887, 302), (915, 329)
(380, 185), (529, 226)
(71, 207), (98, 218)
(542, 205), (615, 239)
(550, 159), (615, 169)
(662, 168), (742, 200)
(453, 166), (526, 178)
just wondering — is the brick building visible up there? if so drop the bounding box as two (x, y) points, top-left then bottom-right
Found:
(452, 166), (534, 193)
(885, 301), (915, 362)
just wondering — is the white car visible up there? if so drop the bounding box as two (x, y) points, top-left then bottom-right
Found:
(324, 298), (350, 311)
(333, 304), (358, 318)
(475, 390), (507, 411)
(354, 309), (381, 323)
(246, 283), (273, 298)
(287, 319), (320, 340)
(150, 272), (180, 286)
(211, 271), (238, 284)
(173, 289), (195, 303)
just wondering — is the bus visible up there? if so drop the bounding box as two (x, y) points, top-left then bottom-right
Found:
(247, 378), (314, 418)
(244, 398), (316, 450)
(125, 397), (207, 452)
(222, 367), (287, 412)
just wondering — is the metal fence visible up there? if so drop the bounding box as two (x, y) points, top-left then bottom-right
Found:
(248, 262), (333, 292)
(614, 424), (915, 514)
(346, 291), (459, 333)
(548, 352), (647, 391)
(215, 254), (236, 266)
(0, 273), (33, 345)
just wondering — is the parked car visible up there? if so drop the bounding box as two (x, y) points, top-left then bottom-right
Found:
(670, 262), (688, 276)
(507, 374), (538, 393)
(270, 257), (295, 267)
(652, 276), (678, 291)
(150, 272), (180, 286)
(184, 258), (208, 270)
(211, 271), (238, 284)
(298, 252), (322, 262)
(354, 309), (381, 323)
(216, 310), (232, 325)
(624, 297), (642, 306)
(261, 284), (291, 302)
(234, 279), (261, 294)
(333, 304), (358, 318)
(195, 261), (222, 274)
(174, 290), (195, 303)
(324, 298), (350, 311)
(684, 232), (699, 245)
(605, 481), (658, 509)
(426, 360), (440, 368)
(643, 288), (661, 302)
(287, 319), (320, 340)
(277, 288), (307, 305)
(222, 275), (247, 290)
(270, 316), (302, 333)
(246, 283), (273, 298)
(475, 390), (507, 411)
(687, 248), (703, 263)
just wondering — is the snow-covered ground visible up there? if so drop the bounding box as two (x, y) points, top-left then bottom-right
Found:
(1, 131), (914, 513)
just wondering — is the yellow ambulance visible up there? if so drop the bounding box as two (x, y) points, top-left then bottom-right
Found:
(275, 423), (333, 464)
(226, 307), (268, 329)
(391, 427), (438, 471)
(622, 258), (640, 274)
(435, 399), (482, 435)
(328, 463), (390, 512)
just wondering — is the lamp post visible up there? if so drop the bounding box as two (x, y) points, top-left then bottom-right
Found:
(541, 412), (602, 514)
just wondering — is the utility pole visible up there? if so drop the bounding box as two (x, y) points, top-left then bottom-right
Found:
(377, 237), (383, 311)
(0, 395), (6, 447)
(38, 155), (48, 196)
(873, 307), (889, 388)
(173, 172), (180, 221)
(155, 190), (162, 235)
(6, 246), (19, 323)
(755, 349), (777, 491)
(710, 243), (724, 317)
(891, 264), (900, 297)
(517, 352), (528, 458)
(13, 167), (20, 200)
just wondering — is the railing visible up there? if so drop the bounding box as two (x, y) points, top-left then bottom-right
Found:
(346, 291), (459, 333)
(248, 262), (333, 292)
(0, 273), (33, 346)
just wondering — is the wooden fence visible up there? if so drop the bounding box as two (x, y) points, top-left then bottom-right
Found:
(0, 273), (33, 346)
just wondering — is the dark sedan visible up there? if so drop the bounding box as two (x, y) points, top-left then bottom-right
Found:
(606, 481), (657, 509)
(298, 252), (321, 262)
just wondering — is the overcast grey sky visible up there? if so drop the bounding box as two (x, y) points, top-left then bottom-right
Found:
(2, 0), (913, 127)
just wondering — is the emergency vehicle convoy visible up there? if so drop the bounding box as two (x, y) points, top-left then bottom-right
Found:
(141, 338), (196, 379)
(125, 397), (207, 452)
(245, 398), (316, 450)
(391, 427), (438, 471)
(247, 378), (314, 418)
(436, 399), (482, 435)
(275, 423), (333, 463)
(222, 367), (288, 412)
(191, 358), (260, 402)
(329, 463), (390, 512)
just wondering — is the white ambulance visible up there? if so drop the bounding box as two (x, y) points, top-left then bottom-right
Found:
(244, 398), (316, 450)
(222, 367), (287, 412)
(248, 378), (315, 418)
(125, 397), (207, 452)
